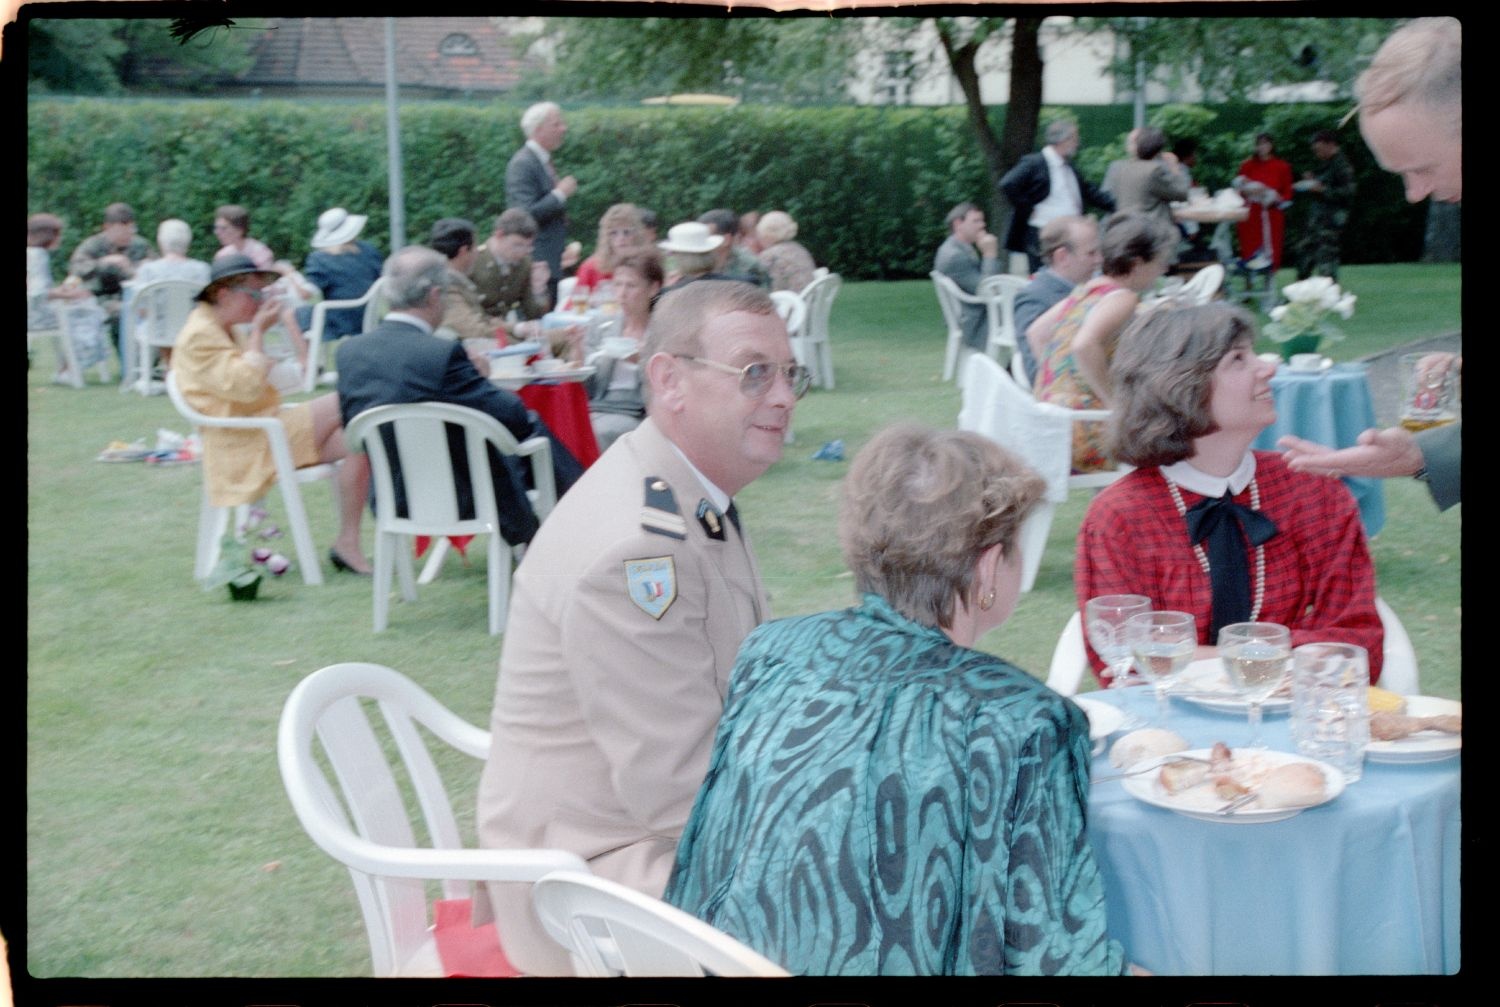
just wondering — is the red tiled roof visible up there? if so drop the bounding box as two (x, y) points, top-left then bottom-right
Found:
(238, 18), (533, 93)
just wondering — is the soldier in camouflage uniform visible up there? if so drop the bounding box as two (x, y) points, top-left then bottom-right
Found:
(1295, 131), (1356, 281)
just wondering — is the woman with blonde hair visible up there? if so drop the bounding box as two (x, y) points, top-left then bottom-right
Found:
(755, 209), (817, 292)
(666, 424), (1128, 976)
(573, 203), (645, 293)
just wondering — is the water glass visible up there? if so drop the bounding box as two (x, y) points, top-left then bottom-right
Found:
(1218, 622), (1292, 749)
(1291, 642), (1369, 783)
(1125, 610), (1197, 725)
(1085, 594), (1151, 727)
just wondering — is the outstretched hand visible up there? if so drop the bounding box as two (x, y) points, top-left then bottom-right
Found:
(1278, 427), (1425, 480)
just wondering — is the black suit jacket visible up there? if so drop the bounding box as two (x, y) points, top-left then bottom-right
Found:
(999, 150), (1115, 253)
(505, 144), (568, 278)
(336, 319), (582, 545)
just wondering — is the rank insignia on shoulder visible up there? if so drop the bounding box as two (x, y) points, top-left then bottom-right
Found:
(624, 556), (677, 619)
(696, 500), (726, 541)
(640, 476), (687, 539)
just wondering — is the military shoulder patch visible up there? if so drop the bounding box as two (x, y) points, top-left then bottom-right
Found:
(624, 556), (678, 620)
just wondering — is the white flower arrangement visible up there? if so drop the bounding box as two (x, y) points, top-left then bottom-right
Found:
(1263, 277), (1356, 347)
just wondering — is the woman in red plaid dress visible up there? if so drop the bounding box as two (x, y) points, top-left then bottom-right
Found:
(1075, 303), (1382, 686)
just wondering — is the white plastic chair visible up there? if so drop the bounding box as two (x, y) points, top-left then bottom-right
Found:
(797, 271), (840, 390)
(277, 662), (589, 977)
(127, 279), (198, 396)
(769, 289), (808, 444)
(958, 353), (1126, 592)
(531, 870), (790, 978)
(1045, 611), (1089, 696)
(302, 278), (388, 392)
(977, 272), (1028, 365)
(165, 370), (338, 586)
(931, 270), (978, 383)
(343, 402), (557, 635)
(1045, 596), (1420, 698)
(33, 300), (114, 388)
(769, 289), (807, 339)
(1178, 263), (1225, 305)
(933, 270), (1014, 385)
(1374, 597), (1420, 695)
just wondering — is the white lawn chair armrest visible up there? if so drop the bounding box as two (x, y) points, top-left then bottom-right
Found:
(318, 835), (590, 883)
(516, 436), (556, 517)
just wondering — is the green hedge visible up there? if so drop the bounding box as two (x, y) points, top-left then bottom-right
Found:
(29, 97), (1429, 282)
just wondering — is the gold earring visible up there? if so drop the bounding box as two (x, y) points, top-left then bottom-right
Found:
(978, 588), (996, 611)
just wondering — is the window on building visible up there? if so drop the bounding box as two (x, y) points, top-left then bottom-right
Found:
(877, 50), (913, 105)
(439, 33), (479, 57)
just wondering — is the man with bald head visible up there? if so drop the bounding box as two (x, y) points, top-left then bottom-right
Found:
(477, 281), (812, 974)
(1281, 18), (1461, 510)
(1012, 215), (1101, 386)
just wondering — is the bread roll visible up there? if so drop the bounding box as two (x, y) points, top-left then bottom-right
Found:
(1258, 762), (1326, 808)
(1110, 728), (1189, 768)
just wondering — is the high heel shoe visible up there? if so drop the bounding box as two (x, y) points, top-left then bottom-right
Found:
(329, 548), (371, 576)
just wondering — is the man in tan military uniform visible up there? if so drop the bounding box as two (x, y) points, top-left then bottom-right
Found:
(476, 280), (810, 974)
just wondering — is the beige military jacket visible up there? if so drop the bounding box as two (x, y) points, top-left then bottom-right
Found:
(476, 416), (770, 974)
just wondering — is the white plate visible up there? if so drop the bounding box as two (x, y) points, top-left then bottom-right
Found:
(1365, 695), (1462, 764)
(1173, 658), (1292, 714)
(1122, 748), (1345, 824)
(489, 364), (596, 390)
(1074, 697), (1125, 743)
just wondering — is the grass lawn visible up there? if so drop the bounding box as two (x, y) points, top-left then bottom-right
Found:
(26, 263), (1459, 978)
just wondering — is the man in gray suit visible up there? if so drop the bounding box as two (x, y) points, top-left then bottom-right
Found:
(1012, 215), (1101, 385)
(505, 102), (576, 303)
(933, 201), (1001, 351)
(1280, 17), (1460, 510)
(477, 281), (811, 974)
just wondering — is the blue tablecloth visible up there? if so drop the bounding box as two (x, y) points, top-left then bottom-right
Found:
(1254, 362), (1385, 536)
(1084, 685), (1459, 974)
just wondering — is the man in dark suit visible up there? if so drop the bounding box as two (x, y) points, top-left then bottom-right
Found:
(1000, 120), (1114, 272)
(336, 246), (582, 545)
(506, 102), (576, 304)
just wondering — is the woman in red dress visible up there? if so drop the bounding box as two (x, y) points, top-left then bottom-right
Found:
(1233, 133), (1294, 270)
(1075, 303), (1383, 686)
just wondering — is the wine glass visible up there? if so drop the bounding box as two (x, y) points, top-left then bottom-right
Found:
(1085, 595), (1151, 727)
(1125, 611), (1198, 725)
(1218, 622), (1293, 749)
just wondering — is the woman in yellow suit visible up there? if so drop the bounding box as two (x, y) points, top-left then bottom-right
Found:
(172, 254), (371, 575)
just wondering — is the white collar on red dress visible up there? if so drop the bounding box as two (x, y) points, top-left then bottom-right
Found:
(1162, 452), (1256, 498)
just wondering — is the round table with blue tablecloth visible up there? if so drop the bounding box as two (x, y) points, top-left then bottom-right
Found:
(1254, 362), (1385, 536)
(1082, 684), (1458, 975)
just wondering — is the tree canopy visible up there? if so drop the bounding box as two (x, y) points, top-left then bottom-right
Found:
(27, 18), (260, 94)
(1081, 17), (1399, 103)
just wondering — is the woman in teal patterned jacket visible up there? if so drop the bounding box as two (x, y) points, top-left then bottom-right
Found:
(664, 424), (1129, 975)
